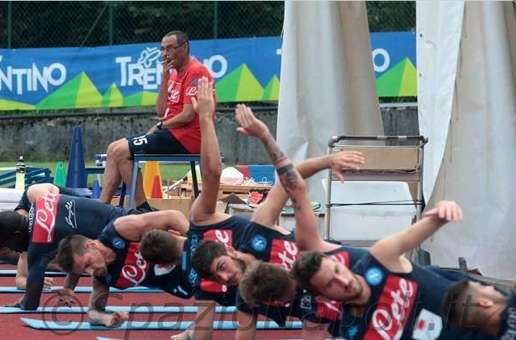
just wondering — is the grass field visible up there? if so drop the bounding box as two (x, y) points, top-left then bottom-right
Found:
(0, 161), (191, 187)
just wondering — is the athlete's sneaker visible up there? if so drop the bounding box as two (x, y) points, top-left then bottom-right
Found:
(136, 201), (160, 213)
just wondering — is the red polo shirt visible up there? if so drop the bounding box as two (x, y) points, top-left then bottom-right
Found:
(165, 57), (213, 153)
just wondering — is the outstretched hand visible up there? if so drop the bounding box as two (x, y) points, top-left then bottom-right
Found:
(103, 311), (129, 327)
(191, 76), (215, 119)
(422, 200), (463, 222)
(330, 150), (365, 181)
(55, 288), (77, 307)
(43, 277), (54, 290)
(235, 104), (270, 139)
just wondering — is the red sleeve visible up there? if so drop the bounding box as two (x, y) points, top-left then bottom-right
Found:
(182, 66), (212, 105)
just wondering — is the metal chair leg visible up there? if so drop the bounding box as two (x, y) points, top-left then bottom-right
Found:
(129, 159), (139, 208)
(190, 160), (199, 197)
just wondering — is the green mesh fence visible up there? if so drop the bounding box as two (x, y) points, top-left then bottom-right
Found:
(0, 1), (414, 48)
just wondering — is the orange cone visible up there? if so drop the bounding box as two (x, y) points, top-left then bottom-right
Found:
(143, 161), (161, 198)
(151, 175), (163, 199)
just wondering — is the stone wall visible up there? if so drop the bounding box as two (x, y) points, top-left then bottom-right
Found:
(0, 105), (417, 164)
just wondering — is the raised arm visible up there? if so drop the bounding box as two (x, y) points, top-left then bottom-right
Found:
(15, 252), (30, 290)
(188, 77), (225, 223)
(192, 300), (217, 340)
(371, 200), (463, 266)
(87, 277), (128, 327)
(235, 310), (257, 340)
(18, 247), (55, 310)
(235, 104), (304, 199)
(113, 210), (189, 241)
(252, 151), (364, 245)
(234, 105), (365, 251)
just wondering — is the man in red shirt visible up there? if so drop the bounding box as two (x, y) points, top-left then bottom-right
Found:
(100, 30), (212, 210)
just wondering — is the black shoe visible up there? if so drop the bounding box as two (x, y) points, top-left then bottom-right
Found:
(136, 201), (159, 213)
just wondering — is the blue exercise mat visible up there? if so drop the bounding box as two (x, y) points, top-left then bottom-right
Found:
(21, 317), (303, 330)
(0, 305), (236, 314)
(0, 270), (70, 277)
(0, 286), (162, 294)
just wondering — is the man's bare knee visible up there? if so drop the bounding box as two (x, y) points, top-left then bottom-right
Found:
(110, 140), (131, 161)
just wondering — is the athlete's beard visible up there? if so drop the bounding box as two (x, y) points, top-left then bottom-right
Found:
(228, 256), (247, 286)
(346, 273), (365, 305)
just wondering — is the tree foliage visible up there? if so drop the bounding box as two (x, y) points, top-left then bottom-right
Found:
(0, 1), (414, 48)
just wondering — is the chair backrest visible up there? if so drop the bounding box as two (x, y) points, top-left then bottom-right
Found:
(336, 145), (420, 171)
(325, 135), (427, 248)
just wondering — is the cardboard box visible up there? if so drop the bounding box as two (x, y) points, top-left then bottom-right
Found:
(148, 197), (194, 219)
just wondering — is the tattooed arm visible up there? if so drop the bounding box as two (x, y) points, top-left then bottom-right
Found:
(234, 104), (304, 197)
(235, 105), (322, 250)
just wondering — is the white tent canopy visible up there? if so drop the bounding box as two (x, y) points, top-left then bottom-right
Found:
(278, 1), (515, 279)
(418, 1), (516, 278)
(277, 1), (383, 204)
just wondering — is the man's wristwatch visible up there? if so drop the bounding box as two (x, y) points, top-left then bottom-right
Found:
(156, 121), (163, 129)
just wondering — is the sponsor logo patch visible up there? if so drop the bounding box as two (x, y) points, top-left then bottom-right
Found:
(32, 193), (61, 243)
(112, 237), (126, 250)
(186, 86), (197, 97)
(365, 267), (384, 286)
(348, 325), (359, 338)
(364, 276), (418, 340)
(64, 199), (77, 229)
(412, 309), (443, 340)
(300, 293), (312, 310)
(250, 235), (267, 252)
(269, 239), (298, 270)
(115, 243), (150, 288)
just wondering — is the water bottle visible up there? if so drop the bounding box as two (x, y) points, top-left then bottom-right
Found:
(15, 155), (26, 190)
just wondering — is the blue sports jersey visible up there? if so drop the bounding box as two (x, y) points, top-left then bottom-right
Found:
(22, 193), (130, 310)
(499, 291), (516, 339)
(237, 241), (367, 330)
(337, 251), (495, 340)
(239, 221), (298, 269)
(183, 215), (250, 306)
(96, 221), (192, 299)
(14, 186), (83, 213)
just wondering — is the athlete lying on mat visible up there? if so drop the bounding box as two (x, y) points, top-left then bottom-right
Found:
(0, 183), (100, 306)
(56, 209), (189, 327)
(137, 78), (365, 340)
(57, 77), (247, 330)
(235, 104), (498, 340)
(0, 184), (185, 311)
(442, 278), (516, 339)
(232, 103), (366, 339)
(291, 195), (497, 338)
(11, 184), (77, 291)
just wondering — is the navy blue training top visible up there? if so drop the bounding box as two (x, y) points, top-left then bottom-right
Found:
(95, 221), (192, 299)
(22, 193), (130, 310)
(183, 215), (250, 306)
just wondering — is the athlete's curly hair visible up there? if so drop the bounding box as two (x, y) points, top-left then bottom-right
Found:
(239, 261), (292, 307)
